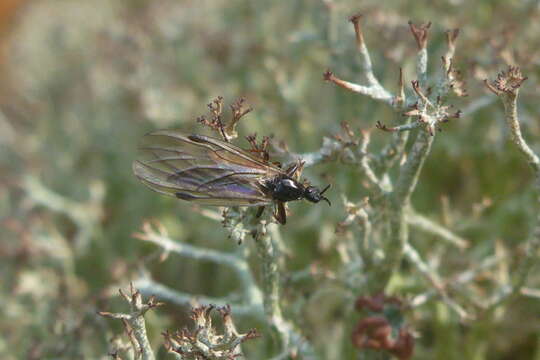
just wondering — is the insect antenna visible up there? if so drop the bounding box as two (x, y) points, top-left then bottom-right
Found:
(320, 184), (331, 206)
(275, 202), (287, 225)
(320, 184), (331, 194)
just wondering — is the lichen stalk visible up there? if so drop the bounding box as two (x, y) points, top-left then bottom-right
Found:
(254, 222), (316, 358)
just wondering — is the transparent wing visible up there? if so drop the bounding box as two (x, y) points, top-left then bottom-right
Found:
(133, 130), (284, 206)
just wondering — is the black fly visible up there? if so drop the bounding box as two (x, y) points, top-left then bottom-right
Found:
(133, 131), (330, 224)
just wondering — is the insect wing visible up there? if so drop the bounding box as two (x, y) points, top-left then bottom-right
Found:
(133, 130), (282, 206)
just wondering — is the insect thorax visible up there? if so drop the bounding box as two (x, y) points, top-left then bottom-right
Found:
(263, 176), (305, 202)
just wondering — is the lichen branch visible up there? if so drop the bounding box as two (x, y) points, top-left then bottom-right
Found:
(98, 284), (162, 360)
(323, 70), (393, 105)
(403, 243), (470, 319)
(405, 210), (469, 249)
(323, 14), (397, 107)
(409, 21), (431, 85)
(133, 221), (264, 316)
(349, 14), (382, 88)
(393, 130), (434, 206)
(162, 304), (260, 359)
(375, 120), (421, 133)
(484, 66), (540, 306)
(23, 175), (104, 250)
(134, 276), (263, 317)
(253, 223), (316, 359)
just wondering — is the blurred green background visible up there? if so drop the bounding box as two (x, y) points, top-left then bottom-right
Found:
(1, 0), (539, 359)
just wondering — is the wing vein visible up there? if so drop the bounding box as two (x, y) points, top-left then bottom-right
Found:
(133, 131), (279, 206)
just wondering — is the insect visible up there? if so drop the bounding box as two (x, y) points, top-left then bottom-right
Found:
(132, 130), (330, 224)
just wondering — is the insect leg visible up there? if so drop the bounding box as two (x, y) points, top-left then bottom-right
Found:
(274, 201), (287, 225)
(255, 206), (265, 218)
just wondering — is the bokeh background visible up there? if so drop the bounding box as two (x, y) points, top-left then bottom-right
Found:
(1, 0), (539, 359)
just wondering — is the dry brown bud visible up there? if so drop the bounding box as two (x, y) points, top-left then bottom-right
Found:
(323, 69), (335, 82)
(408, 21), (431, 50)
(349, 14), (366, 48)
(375, 121), (395, 132)
(446, 29), (459, 49)
(485, 65), (527, 96)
